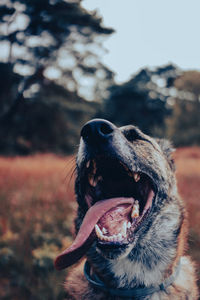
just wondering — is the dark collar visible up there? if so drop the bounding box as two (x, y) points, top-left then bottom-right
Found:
(84, 259), (181, 299)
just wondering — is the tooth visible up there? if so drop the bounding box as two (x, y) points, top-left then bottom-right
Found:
(131, 200), (140, 219)
(89, 176), (97, 187)
(107, 235), (115, 241)
(118, 233), (122, 240)
(92, 180), (98, 187)
(102, 227), (107, 234)
(127, 222), (131, 228)
(86, 160), (90, 168)
(122, 221), (127, 237)
(95, 225), (126, 242)
(89, 175), (102, 187)
(134, 173), (140, 182)
(95, 224), (103, 238)
(103, 235), (110, 241)
(112, 235), (118, 242)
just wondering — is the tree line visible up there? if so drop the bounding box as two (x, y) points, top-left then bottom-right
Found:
(0, 0), (199, 155)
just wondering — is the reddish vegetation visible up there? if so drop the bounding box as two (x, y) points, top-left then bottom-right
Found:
(173, 147), (200, 280)
(0, 155), (77, 299)
(0, 149), (199, 298)
(175, 148), (200, 229)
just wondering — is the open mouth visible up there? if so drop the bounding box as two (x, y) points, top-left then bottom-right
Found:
(54, 156), (156, 270)
(84, 157), (156, 246)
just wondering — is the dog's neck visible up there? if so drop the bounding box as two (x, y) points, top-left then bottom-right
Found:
(110, 255), (173, 288)
(87, 250), (177, 290)
(84, 258), (182, 299)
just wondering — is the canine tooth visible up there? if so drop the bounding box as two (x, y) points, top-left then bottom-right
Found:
(86, 160), (90, 168)
(131, 200), (140, 219)
(134, 173), (140, 182)
(122, 221), (127, 237)
(95, 224), (103, 238)
(127, 222), (131, 228)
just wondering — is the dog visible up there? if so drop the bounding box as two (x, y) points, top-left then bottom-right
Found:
(55, 119), (198, 299)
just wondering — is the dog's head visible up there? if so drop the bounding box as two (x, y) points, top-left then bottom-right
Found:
(55, 119), (181, 271)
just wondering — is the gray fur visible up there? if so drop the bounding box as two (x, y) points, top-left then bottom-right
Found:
(67, 121), (198, 299)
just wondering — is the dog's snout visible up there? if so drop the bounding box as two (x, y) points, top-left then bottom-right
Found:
(81, 119), (115, 143)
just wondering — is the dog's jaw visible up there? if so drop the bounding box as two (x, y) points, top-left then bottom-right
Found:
(85, 194), (183, 289)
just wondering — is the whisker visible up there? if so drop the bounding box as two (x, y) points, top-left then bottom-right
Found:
(62, 159), (77, 189)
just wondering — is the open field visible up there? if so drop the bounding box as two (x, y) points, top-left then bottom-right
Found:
(0, 149), (199, 299)
(173, 147), (200, 284)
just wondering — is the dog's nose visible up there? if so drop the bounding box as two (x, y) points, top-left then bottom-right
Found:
(81, 119), (115, 143)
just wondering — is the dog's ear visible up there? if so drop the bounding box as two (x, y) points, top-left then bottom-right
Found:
(156, 138), (176, 172)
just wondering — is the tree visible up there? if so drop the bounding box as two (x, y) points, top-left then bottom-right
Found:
(0, 0), (114, 154)
(167, 71), (200, 146)
(100, 64), (180, 137)
(0, 0), (114, 98)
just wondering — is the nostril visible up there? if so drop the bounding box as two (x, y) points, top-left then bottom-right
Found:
(100, 123), (114, 135)
(80, 124), (91, 140)
(80, 119), (115, 142)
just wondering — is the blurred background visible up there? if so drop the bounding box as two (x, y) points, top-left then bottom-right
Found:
(0, 0), (199, 299)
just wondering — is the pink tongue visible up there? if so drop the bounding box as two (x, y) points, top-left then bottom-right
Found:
(54, 197), (133, 270)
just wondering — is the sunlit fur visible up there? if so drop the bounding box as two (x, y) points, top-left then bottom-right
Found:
(65, 123), (198, 299)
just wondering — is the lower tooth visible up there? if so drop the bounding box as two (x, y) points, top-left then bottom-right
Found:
(95, 224), (103, 238)
(102, 227), (107, 234)
(113, 235), (118, 242)
(122, 221), (127, 237)
(106, 235), (115, 242)
(95, 227), (126, 242)
(118, 233), (122, 240)
(127, 222), (131, 228)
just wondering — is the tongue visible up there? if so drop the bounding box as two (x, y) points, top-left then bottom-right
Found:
(54, 197), (134, 270)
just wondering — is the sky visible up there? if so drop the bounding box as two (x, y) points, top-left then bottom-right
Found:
(83, 0), (200, 83)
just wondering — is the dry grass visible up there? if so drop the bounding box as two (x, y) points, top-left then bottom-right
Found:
(0, 154), (77, 300)
(0, 149), (199, 299)
(174, 147), (200, 283)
